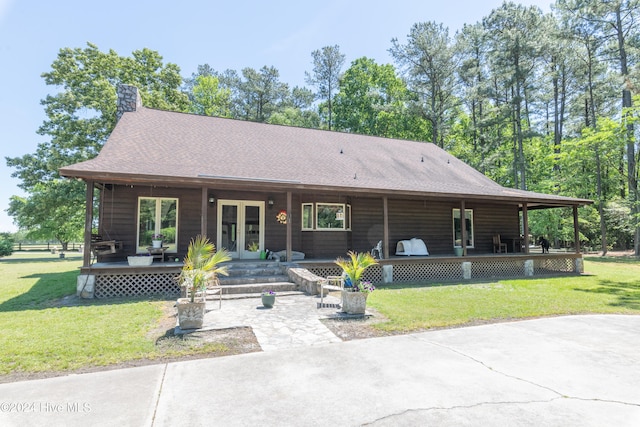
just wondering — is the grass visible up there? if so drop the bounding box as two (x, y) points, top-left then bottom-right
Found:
(0, 252), (228, 376)
(1, 251), (639, 377)
(367, 255), (640, 332)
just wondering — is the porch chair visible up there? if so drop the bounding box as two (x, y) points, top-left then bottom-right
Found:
(203, 272), (223, 309)
(176, 273), (223, 310)
(493, 234), (507, 253)
(318, 275), (344, 309)
(371, 240), (383, 259)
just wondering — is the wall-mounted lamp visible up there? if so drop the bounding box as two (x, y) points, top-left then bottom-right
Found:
(268, 197), (274, 209)
(208, 195), (216, 206)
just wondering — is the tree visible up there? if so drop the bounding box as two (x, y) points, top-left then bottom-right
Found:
(7, 182), (85, 250)
(483, 3), (546, 190)
(5, 43), (188, 247)
(305, 45), (346, 130)
(0, 233), (14, 257)
(555, 0), (640, 255)
(332, 57), (427, 139)
(189, 75), (232, 117)
(390, 21), (458, 147)
(236, 66), (289, 122)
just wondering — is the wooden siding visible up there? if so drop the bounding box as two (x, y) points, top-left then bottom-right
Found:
(97, 185), (522, 262)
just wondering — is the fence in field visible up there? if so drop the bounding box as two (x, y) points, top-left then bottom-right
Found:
(12, 242), (83, 252)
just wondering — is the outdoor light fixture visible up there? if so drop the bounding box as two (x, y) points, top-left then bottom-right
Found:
(268, 197), (274, 208)
(208, 195), (216, 206)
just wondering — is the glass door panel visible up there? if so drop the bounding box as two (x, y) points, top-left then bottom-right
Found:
(218, 201), (264, 259)
(243, 205), (261, 258)
(221, 204), (239, 257)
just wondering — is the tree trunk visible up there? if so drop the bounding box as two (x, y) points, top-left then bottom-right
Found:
(614, 5), (638, 255)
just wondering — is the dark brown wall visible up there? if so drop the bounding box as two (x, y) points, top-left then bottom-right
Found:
(99, 185), (202, 261)
(98, 184), (521, 261)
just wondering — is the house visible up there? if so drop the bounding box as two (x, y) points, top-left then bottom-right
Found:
(60, 85), (592, 298)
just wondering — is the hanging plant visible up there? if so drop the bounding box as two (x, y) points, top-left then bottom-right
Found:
(276, 210), (287, 224)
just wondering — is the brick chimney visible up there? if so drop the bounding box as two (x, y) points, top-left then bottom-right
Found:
(116, 84), (142, 121)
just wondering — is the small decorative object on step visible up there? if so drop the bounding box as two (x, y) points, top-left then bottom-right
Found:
(261, 290), (276, 308)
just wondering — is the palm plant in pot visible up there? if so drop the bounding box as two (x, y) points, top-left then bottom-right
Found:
(176, 235), (231, 329)
(334, 251), (378, 314)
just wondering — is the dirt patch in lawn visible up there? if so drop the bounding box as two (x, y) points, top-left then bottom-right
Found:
(319, 307), (400, 341)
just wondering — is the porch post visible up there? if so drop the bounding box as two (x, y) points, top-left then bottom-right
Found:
(573, 205), (581, 254)
(286, 191), (292, 262)
(522, 203), (529, 254)
(82, 180), (94, 268)
(383, 196), (389, 259)
(460, 200), (467, 256)
(201, 187), (208, 237)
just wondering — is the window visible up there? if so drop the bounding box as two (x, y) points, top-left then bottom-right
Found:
(301, 203), (351, 231)
(302, 203), (314, 230)
(452, 208), (474, 248)
(137, 197), (178, 252)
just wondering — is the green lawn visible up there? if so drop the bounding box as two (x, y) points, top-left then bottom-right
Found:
(1, 251), (639, 377)
(367, 255), (640, 331)
(0, 252), (227, 376)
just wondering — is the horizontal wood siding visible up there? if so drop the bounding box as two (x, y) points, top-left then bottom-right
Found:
(351, 197), (384, 253)
(471, 203), (520, 253)
(99, 185), (202, 261)
(97, 185), (522, 262)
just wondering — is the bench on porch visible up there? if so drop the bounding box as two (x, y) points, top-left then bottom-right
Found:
(90, 234), (122, 256)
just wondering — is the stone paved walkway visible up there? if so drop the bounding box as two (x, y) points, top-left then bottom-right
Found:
(195, 294), (344, 351)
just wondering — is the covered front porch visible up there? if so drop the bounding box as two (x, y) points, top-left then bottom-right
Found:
(76, 251), (584, 299)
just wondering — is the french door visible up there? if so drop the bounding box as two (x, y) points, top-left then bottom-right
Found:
(217, 200), (264, 259)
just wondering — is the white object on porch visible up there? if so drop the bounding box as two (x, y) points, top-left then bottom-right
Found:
(395, 238), (429, 256)
(274, 250), (305, 261)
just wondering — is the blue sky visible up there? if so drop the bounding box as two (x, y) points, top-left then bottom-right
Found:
(0, 0), (552, 233)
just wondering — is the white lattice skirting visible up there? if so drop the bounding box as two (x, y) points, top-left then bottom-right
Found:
(305, 257), (579, 284)
(94, 272), (180, 298)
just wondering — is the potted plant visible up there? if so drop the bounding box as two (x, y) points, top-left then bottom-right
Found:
(176, 235), (231, 329)
(335, 251), (378, 314)
(261, 290), (276, 308)
(152, 233), (164, 248)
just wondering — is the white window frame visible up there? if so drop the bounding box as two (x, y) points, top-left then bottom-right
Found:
(137, 197), (179, 253)
(452, 208), (474, 248)
(301, 203), (351, 231)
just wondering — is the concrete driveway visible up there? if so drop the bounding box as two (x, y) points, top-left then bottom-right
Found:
(1, 314), (638, 426)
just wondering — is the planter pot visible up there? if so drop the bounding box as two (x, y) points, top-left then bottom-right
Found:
(341, 290), (368, 315)
(176, 298), (206, 329)
(453, 247), (464, 256)
(128, 256), (153, 266)
(152, 240), (163, 248)
(261, 294), (275, 308)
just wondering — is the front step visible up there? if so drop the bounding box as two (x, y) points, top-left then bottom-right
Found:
(220, 281), (298, 295)
(218, 261), (297, 295)
(219, 275), (291, 286)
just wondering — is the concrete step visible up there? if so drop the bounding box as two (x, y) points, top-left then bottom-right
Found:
(221, 290), (305, 300)
(220, 281), (299, 295)
(225, 267), (285, 277)
(219, 275), (291, 286)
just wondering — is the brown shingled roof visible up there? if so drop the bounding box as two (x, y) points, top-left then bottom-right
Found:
(60, 107), (591, 207)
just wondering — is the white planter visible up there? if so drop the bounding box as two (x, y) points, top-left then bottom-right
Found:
(128, 256), (153, 266)
(341, 290), (368, 314)
(176, 298), (206, 329)
(152, 240), (163, 248)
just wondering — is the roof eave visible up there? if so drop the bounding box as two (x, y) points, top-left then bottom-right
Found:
(59, 169), (592, 208)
